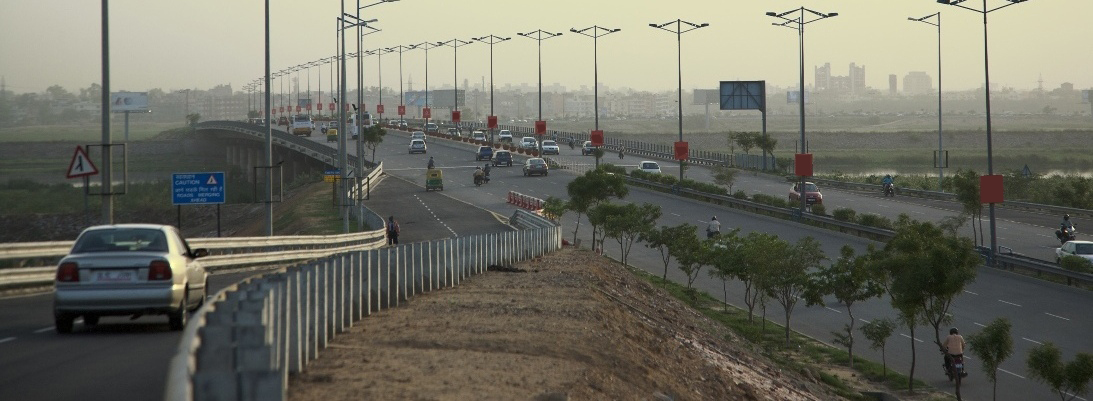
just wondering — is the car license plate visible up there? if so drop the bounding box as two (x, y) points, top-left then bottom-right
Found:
(93, 270), (136, 283)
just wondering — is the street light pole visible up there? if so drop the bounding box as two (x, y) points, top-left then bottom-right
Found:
(909, 12), (944, 191)
(766, 7), (837, 215)
(412, 42), (439, 125)
(936, 0), (1033, 265)
(650, 19), (709, 184)
(473, 35), (510, 144)
(518, 29), (562, 149)
(437, 39), (473, 128)
(387, 45), (413, 122)
(571, 25), (620, 168)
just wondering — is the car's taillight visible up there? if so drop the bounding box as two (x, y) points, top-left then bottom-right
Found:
(148, 261), (172, 280)
(56, 262), (79, 282)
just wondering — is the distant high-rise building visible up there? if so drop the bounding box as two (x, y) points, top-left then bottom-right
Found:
(903, 71), (932, 95)
(815, 63), (832, 92)
(814, 62), (865, 95)
(889, 74), (898, 95)
(849, 63), (866, 95)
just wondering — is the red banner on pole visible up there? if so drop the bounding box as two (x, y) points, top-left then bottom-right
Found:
(328, 103), (334, 111)
(397, 105), (405, 116)
(590, 130), (604, 146)
(306, 104), (311, 111)
(377, 104), (384, 114)
(318, 103), (324, 110)
(535, 120), (546, 136)
(344, 104), (350, 111)
(674, 141), (689, 161)
(423, 107), (431, 119)
(794, 153), (813, 177)
(359, 103), (365, 112)
(487, 115), (497, 129)
(295, 106), (301, 113)
(451, 111), (461, 123)
(980, 174), (1004, 203)
(279, 106), (284, 113)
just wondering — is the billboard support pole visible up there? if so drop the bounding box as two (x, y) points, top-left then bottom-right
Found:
(124, 111), (129, 142)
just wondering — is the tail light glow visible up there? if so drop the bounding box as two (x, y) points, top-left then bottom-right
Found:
(56, 262), (79, 282)
(148, 261), (172, 280)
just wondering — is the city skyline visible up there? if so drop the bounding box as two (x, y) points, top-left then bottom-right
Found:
(2, 0), (1090, 96)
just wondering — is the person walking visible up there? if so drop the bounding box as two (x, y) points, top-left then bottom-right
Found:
(386, 216), (400, 245)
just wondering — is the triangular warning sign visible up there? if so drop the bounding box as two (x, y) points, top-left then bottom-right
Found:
(67, 146), (99, 178)
(206, 175), (218, 185)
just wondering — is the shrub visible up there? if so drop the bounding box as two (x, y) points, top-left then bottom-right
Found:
(1059, 255), (1093, 274)
(832, 208), (857, 222)
(599, 163), (627, 175)
(732, 190), (747, 199)
(811, 204), (827, 216)
(752, 193), (790, 208)
(857, 213), (894, 229)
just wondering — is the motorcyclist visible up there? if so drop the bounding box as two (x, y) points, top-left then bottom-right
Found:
(483, 164), (492, 182)
(943, 327), (967, 379)
(618, 148), (625, 159)
(473, 166), (485, 184)
(705, 216), (721, 239)
(427, 157), (435, 170)
(882, 174), (894, 194)
(1057, 214), (1076, 242)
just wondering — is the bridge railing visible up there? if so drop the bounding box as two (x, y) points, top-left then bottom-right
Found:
(164, 210), (561, 401)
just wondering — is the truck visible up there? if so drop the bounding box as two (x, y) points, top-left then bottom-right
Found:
(291, 114), (314, 136)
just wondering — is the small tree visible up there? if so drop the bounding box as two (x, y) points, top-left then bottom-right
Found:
(1027, 343), (1093, 401)
(360, 125), (386, 163)
(712, 166), (739, 193)
(707, 229), (743, 304)
(764, 236), (826, 347)
(806, 245), (885, 368)
(186, 112), (201, 127)
(755, 134), (778, 170)
(640, 223), (697, 281)
(566, 169), (628, 246)
(735, 232), (780, 323)
(967, 318), (1014, 401)
(601, 202), (661, 265)
(672, 229), (706, 290)
(861, 318), (897, 380)
(735, 132), (756, 155)
(541, 196), (567, 223)
(952, 169), (984, 246)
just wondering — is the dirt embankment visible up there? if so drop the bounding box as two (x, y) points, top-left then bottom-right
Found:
(287, 248), (841, 401)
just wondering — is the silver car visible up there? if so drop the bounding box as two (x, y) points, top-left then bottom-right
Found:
(52, 224), (209, 333)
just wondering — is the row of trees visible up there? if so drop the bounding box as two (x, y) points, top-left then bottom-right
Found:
(543, 168), (1091, 400)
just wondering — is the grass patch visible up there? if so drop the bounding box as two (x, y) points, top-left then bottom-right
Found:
(627, 266), (939, 400)
(0, 122), (180, 142)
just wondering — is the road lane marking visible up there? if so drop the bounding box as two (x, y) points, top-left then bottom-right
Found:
(973, 322), (986, 328)
(1022, 337), (1044, 345)
(964, 290), (978, 295)
(859, 318), (870, 324)
(1045, 312), (1070, 321)
(825, 307), (842, 313)
(670, 213), (681, 217)
(34, 327), (54, 334)
(1063, 392), (1087, 401)
(998, 299), (1022, 307)
(899, 334), (924, 343)
(997, 368), (1026, 379)
(0, 337), (14, 344)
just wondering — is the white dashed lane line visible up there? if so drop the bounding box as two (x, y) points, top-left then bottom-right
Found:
(0, 337), (14, 344)
(1045, 312), (1070, 321)
(997, 368), (1026, 379)
(415, 195), (457, 237)
(973, 322), (987, 328)
(33, 327), (53, 334)
(670, 213), (681, 217)
(998, 299), (1022, 307)
(825, 307), (842, 314)
(899, 334), (925, 343)
(963, 290), (978, 295)
(1022, 337), (1044, 345)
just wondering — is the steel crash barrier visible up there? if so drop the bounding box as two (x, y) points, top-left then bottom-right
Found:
(0, 164), (388, 291)
(165, 210), (561, 401)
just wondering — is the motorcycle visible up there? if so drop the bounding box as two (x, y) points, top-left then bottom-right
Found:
(883, 183), (895, 197)
(473, 175), (484, 186)
(1056, 225), (1077, 244)
(943, 353), (968, 382)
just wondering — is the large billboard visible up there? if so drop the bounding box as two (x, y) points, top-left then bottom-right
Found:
(405, 89), (465, 108)
(719, 81), (765, 111)
(786, 90), (811, 104)
(110, 92), (150, 113)
(692, 89), (719, 105)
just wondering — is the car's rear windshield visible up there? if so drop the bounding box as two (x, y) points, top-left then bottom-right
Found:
(73, 228), (168, 253)
(294, 115), (309, 122)
(804, 184), (819, 192)
(1075, 243), (1093, 254)
(642, 162), (658, 169)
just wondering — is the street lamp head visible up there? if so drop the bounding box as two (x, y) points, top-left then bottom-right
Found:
(826, 12), (838, 17)
(937, 0), (951, 4)
(611, 28), (621, 32)
(699, 23), (709, 27)
(570, 28), (578, 33)
(765, 12), (777, 16)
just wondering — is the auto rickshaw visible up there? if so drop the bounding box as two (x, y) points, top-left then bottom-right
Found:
(425, 169), (443, 191)
(326, 128), (338, 143)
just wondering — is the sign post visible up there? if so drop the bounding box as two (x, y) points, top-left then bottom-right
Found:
(172, 172), (226, 236)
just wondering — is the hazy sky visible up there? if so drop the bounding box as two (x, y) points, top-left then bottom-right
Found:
(2, 0), (1090, 95)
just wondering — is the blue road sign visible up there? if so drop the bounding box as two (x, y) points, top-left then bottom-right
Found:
(172, 172), (225, 205)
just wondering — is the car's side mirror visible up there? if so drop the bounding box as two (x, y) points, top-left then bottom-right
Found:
(191, 248), (210, 258)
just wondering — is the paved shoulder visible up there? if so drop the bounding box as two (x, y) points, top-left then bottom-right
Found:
(363, 174), (513, 244)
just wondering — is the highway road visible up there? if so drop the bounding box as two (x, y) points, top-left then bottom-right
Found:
(1, 126), (1087, 401)
(366, 128), (1091, 401)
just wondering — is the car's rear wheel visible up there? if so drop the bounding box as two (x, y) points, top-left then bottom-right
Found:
(55, 312), (74, 334)
(168, 290), (188, 331)
(83, 315), (100, 326)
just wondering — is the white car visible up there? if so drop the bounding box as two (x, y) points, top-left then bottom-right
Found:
(520, 137), (538, 150)
(638, 160), (662, 174)
(471, 130), (487, 141)
(540, 140), (560, 155)
(52, 224), (210, 333)
(498, 130), (513, 143)
(408, 139), (427, 154)
(1056, 240), (1093, 264)
(411, 131), (427, 143)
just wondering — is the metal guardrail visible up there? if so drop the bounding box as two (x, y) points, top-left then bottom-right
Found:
(165, 213), (562, 401)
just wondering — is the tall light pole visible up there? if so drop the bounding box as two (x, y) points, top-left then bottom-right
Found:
(765, 8), (837, 215)
(371, 48), (393, 123)
(571, 25), (620, 167)
(649, 19), (709, 185)
(936, 0), (1032, 265)
(472, 35), (510, 144)
(909, 12), (944, 191)
(437, 39), (473, 128)
(388, 45), (413, 122)
(517, 29), (562, 149)
(411, 42), (439, 125)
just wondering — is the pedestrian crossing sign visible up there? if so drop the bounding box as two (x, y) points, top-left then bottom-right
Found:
(66, 146), (99, 178)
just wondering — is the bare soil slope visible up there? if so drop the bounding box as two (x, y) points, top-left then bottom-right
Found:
(288, 248), (840, 401)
